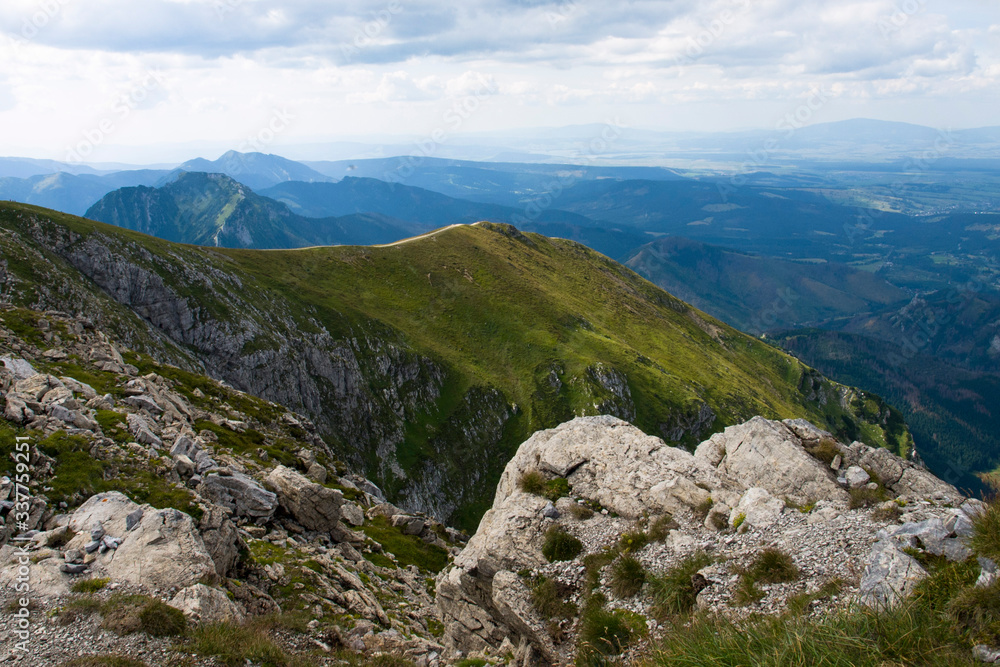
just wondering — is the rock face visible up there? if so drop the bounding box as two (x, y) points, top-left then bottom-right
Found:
(438, 415), (967, 664)
(265, 465), (344, 533)
(198, 472), (278, 522)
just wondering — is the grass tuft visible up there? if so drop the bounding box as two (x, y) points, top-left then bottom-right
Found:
(648, 552), (714, 619)
(970, 501), (1000, 563)
(610, 556), (646, 598)
(530, 576), (578, 620)
(542, 526), (583, 562)
(71, 578), (111, 594)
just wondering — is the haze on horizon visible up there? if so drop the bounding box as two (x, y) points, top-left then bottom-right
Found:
(0, 0), (997, 164)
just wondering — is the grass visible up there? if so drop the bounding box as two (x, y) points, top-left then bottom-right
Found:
(542, 526), (584, 562)
(610, 556), (646, 598)
(577, 594), (646, 665)
(735, 548), (800, 605)
(618, 529), (650, 554)
(188, 619), (299, 667)
(56, 597), (102, 625)
(57, 657), (149, 667)
(647, 514), (678, 541)
(732, 512), (746, 530)
(360, 516), (449, 572)
(848, 485), (890, 509)
(648, 552), (714, 619)
(71, 578), (111, 594)
(99, 594), (187, 637)
(805, 437), (842, 466)
(569, 504), (595, 520)
(970, 500), (1000, 563)
(530, 576), (578, 620)
(518, 469), (571, 501)
(786, 579), (844, 616)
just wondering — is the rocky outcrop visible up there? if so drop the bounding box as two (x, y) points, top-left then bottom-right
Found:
(438, 415), (968, 664)
(198, 471), (278, 522)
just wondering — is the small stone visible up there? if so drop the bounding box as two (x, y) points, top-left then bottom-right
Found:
(64, 549), (84, 564)
(542, 502), (559, 519)
(90, 521), (105, 542)
(126, 508), (144, 531)
(973, 644), (1000, 663)
(60, 562), (89, 574)
(844, 466), (871, 489)
(84, 541), (101, 554)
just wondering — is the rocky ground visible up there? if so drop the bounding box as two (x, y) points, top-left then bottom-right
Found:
(0, 304), (995, 666)
(0, 306), (459, 666)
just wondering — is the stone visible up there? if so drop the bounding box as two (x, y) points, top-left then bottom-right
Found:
(174, 454), (196, 478)
(541, 503), (559, 519)
(341, 503), (365, 527)
(977, 558), (998, 588)
(198, 472), (278, 521)
(3, 396), (34, 425)
(973, 644), (1000, 663)
(48, 404), (78, 424)
(844, 466), (871, 489)
(60, 377), (97, 400)
(1, 355), (36, 380)
(859, 540), (927, 607)
(858, 447), (904, 486)
(306, 462), (328, 484)
(122, 394), (163, 415)
(13, 374), (62, 401)
(170, 435), (199, 459)
(392, 515), (426, 536)
(709, 417), (848, 506)
(169, 584), (246, 624)
(126, 508), (144, 531)
(60, 563), (89, 574)
(265, 465), (343, 532)
(198, 504), (243, 578)
(731, 487), (784, 529)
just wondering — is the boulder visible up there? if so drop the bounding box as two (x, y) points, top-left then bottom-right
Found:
(731, 487), (784, 529)
(859, 539), (928, 607)
(13, 374), (62, 402)
(3, 396), (34, 425)
(265, 465), (343, 532)
(392, 515), (426, 536)
(844, 466), (871, 489)
(709, 417), (848, 506)
(1, 355), (36, 380)
(198, 472), (277, 521)
(198, 504), (244, 577)
(169, 584), (245, 624)
(341, 503), (365, 527)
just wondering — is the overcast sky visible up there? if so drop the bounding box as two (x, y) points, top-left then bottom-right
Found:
(0, 0), (996, 162)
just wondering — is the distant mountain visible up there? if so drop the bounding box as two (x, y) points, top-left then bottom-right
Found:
(179, 151), (332, 190)
(260, 176), (649, 259)
(85, 172), (424, 248)
(302, 157), (684, 206)
(0, 170), (170, 215)
(625, 237), (908, 333)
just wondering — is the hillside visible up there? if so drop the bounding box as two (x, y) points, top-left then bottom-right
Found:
(1, 202), (909, 528)
(625, 236), (908, 333)
(85, 172), (425, 249)
(179, 150), (332, 190)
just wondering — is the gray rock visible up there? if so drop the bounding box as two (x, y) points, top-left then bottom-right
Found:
(126, 508), (144, 531)
(859, 540), (928, 607)
(541, 502), (559, 519)
(977, 558), (998, 588)
(265, 465), (343, 533)
(122, 394), (163, 415)
(90, 522), (105, 542)
(844, 466), (871, 489)
(973, 644), (1000, 663)
(392, 515), (426, 536)
(198, 472), (278, 521)
(341, 503), (365, 527)
(169, 583), (245, 625)
(170, 435), (199, 459)
(60, 563), (89, 574)
(306, 462), (328, 484)
(1, 355), (36, 380)
(3, 396), (34, 425)
(174, 455), (196, 478)
(84, 541), (100, 554)
(198, 504), (243, 578)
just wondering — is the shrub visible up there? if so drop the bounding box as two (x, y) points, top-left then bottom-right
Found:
(518, 470), (546, 495)
(694, 497), (713, 519)
(544, 477), (571, 502)
(648, 552), (713, 619)
(569, 504), (594, 520)
(610, 556), (646, 598)
(582, 550), (617, 592)
(542, 526), (583, 562)
(735, 548), (799, 606)
(47, 528), (77, 549)
(530, 576), (578, 620)
(71, 578), (110, 594)
(807, 437), (842, 465)
(732, 512), (746, 530)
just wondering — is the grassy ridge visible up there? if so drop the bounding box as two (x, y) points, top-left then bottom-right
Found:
(0, 204), (909, 525)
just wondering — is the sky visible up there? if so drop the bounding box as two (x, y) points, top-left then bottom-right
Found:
(0, 0), (997, 163)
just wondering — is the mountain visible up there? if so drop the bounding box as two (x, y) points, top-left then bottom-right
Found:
(625, 237), (908, 333)
(0, 170), (170, 216)
(179, 151), (332, 190)
(85, 171), (425, 248)
(302, 157), (684, 206)
(0, 202), (906, 527)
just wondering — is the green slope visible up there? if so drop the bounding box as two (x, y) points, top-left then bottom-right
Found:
(626, 236), (908, 333)
(0, 203), (909, 527)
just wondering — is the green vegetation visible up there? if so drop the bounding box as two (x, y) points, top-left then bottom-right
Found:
(786, 579), (844, 616)
(71, 578), (111, 594)
(360, 516), (449, 572)
(618, 529), (650, 554)
(542, 526), (584, 562)
(648, 552), (714, 619)
(529, 576), (578, 620)
(517, 469), (571, 502)
(610, 556), (646, 598)
(99, 594), (187, 637)
(970, 501), (1000, 563)
(735, 548), (800, 605)
(647, 515), (678, 541)
(577, 594), (646, 666)
(57, 657), (149, 667)
(188, 619), (307, 667)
